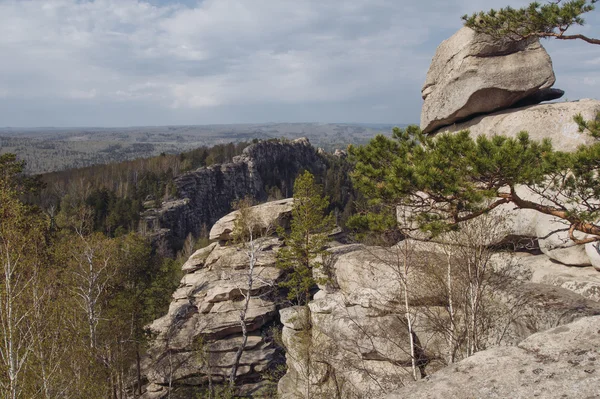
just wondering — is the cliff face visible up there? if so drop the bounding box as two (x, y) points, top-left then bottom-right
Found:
(142, 138), (324, 247)
(141, 201), (295, 399)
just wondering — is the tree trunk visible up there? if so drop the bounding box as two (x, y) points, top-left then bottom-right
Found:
(229, 232), (255, 387)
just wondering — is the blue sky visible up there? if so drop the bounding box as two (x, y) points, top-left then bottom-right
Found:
(0, 0), (598, 127)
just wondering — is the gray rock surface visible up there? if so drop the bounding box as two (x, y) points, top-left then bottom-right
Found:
(278, 243), (600, 399)
(386, 316), (600, 399)
(141, 206), (288, 398)
(278, 293), (417, 399)
(435, 99), (600, 151)
(142, 138), (324, 248)
(511, 87), (564, 108)
(586, 242), (600, 272)
(421, 27), (555, 133)
(209, 198), (294, 241)
(491, 252), (600, 302)
(181, 242), (218, 273)
(402, 184), (600, 267)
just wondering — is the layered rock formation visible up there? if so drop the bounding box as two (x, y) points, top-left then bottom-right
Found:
(143, 24), (600, 399)
(141, 202), (294, 398)
(420, 26), (600, 269)
(142, 138), (324, 247)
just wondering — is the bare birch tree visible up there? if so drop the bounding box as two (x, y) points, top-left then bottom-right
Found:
(228, 197), (274, 388)
(0, 174), (47, 399)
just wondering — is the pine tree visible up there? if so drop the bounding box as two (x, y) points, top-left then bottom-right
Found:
(277, 171), (335, 305)
(463, 0), (599, 45)
(348, 117), (600, 245)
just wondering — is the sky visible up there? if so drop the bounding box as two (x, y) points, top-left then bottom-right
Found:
(0, 0), (598, 127)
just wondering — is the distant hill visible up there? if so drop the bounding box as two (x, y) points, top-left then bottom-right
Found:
(0, 122), (404, 173)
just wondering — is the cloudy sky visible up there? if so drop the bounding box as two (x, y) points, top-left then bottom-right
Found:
(0, 0), (598, 127)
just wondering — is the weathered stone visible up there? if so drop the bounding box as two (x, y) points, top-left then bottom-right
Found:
(143, 218), (288, 397)
(406, 184), (599, 267)
(330, 244), (453, 309)
(279, 306), (309, 331)
(421, 27), (555, 133)
(181, 242), (217, 273)
(492, 252), (600, 302)
(511, 87), (564, 108)
(435, 99), (600, 152)
(209, 198), (294, 241)
(142, 138), (325, 247)
(585, 242), (600, 272)
(493, 282), (600, 345)
(279, 293), (417, 399)
(204, 236), (281, 270)
(386, 316), (600, 399)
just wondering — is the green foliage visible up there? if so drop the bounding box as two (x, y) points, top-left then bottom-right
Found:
(349, 120), (600, 242)
(85, 187), (141, 235)
(463, 0), (599, 44)
(0, 162), (49, 398)
(575, 111), (600, 138)
(349, 126), (551, 236)
(0, 154), (182, 397)
(321, 153), (358, 228)
(24, 141), (251, 237)
(0, 153), (44, 195)
(277, 171), (335, 305)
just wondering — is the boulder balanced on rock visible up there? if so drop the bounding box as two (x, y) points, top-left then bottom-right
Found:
(421, 27), (558, 133)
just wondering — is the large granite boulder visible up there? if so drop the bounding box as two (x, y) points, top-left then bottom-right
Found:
(329, 244), (450, 309)
(278, 292), (418, 399)
(209, 198), (294, 241)
(386, 316), (600, 399)
(435, 99), (600, 151)
(421, 27), (556, 133)
(277, 242), (600, 399)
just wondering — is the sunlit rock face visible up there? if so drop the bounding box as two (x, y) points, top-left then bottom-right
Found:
(141, 204), (292, 399)
(421, 27), (556, 134)
(386, 315), (600, 399)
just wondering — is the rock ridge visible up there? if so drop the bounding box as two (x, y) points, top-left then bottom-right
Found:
(141, 138), (324, 247)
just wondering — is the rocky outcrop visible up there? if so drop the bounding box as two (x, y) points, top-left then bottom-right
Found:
(386, 315), (600, 399)
(408, 184), (600, 267)
(491, 252), (600, 302)
(279, 293), (418, 399)
(141, 205), (292, 398)
(421, 27), (556, 133)
(277, 243), (600, 399)
(209, 198), (294, 241)
(142, 138), (324, 247)
(436, 98), (600, 152)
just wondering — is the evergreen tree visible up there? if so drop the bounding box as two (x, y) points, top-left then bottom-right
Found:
(463, 0), (599, 45)
(348, 117), (600, 245)
(277, 171), (335, 305)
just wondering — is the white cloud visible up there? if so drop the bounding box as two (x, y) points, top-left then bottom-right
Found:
(0, 0), (598, 126)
